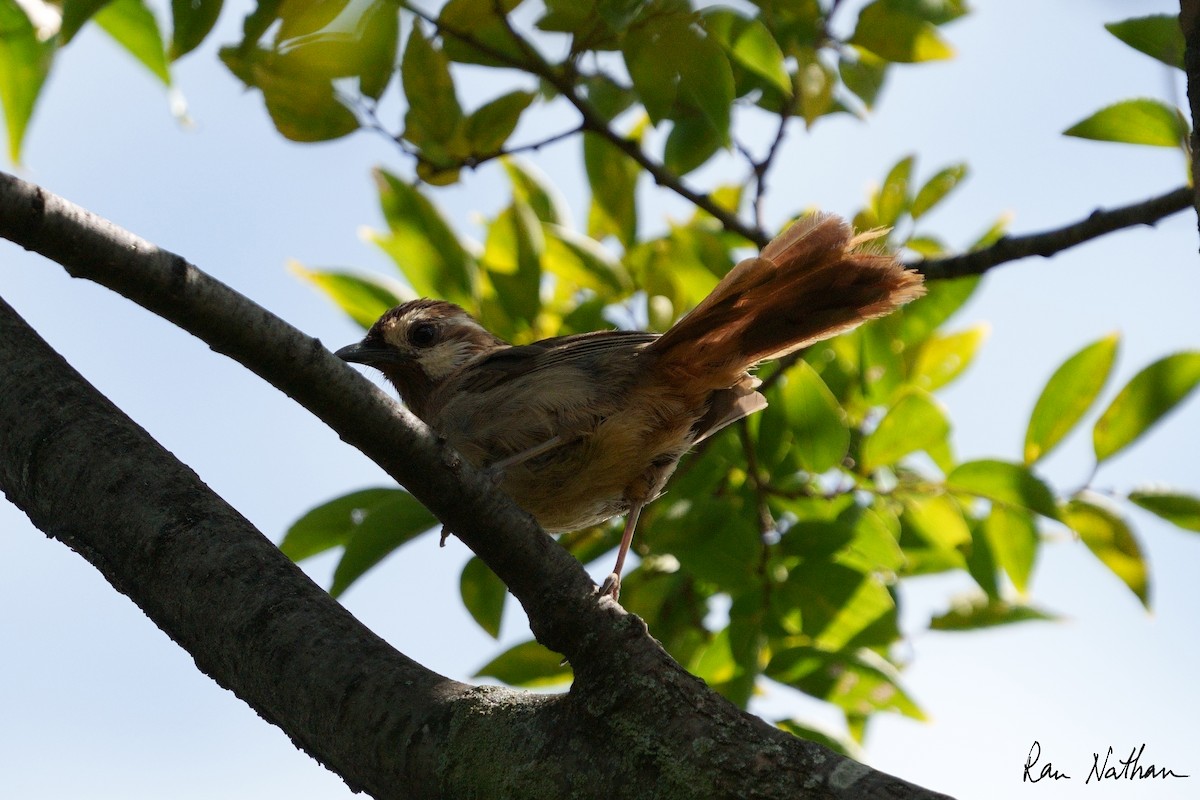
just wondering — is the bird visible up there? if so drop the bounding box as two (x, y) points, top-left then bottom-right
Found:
(336, 213), (925, 599)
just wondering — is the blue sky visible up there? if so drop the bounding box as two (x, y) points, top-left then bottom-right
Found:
(1, 1), (1197, 798)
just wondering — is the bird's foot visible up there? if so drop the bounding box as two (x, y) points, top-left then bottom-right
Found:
(478, 463), (508, 489)
(598, 572), (621, 600)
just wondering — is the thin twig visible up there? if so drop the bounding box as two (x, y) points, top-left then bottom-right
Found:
(1181, 0), (1200, 241)
(750, 89), (800, 232)
(352, 90), (581, 174)
(914, 185), (1192, 280)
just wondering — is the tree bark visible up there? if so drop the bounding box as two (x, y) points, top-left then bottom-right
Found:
(0, 172), (951, 798)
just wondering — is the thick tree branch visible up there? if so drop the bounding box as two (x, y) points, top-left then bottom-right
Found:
(0, 171), (951, 799)
(1182, 0), (1200, 240)
(915, 185), (1191, 280)
(0, 294), (466, 796)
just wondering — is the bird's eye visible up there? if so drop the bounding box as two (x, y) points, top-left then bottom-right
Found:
(408, 322), (438, 348)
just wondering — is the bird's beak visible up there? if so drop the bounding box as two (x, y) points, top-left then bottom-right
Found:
(335, 340), (403, 366)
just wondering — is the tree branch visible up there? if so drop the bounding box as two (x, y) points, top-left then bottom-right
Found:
(0, 170), (951, 799)
(1181, 0), (1200, 241)
(0, 292), (462, 797)
(914, 185), (1191, 280)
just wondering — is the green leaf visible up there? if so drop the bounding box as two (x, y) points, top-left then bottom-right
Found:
(982, 505), (1038, 593)
(475, 640), (572, 688)
(95, 0), (172, 85)
(663, 114), (723, 176)
(858, 314), (913, 404)
(254, 0), (397, 96)
(909, 323), (987, 392)
(1129, 488), (1200, 532)
(947, 459), (1058, 519)
(689, 627), (738, 687)
(704, 10), (790, 95)
(1093, 351), (1200, 463)
(779, 518), (855, 562)
(969, 212), (1011, 250)
(466, 90), (534, 155)
(355, 0), (400, 101)
(930, 595), (1058, 631)
(0, 0), (54, 164)
(331, 491), (437, 597)
(904, 235), (946, 258)
(170, 0), (222, 60)
(583, 129), (639, 246)
(290, 263), (404, 329)
(1106, 15), (1184, 70)
(837, 504), (906, 574)
(582, 73), (635, 122)
(624, 13), (733, 138)
(773, 562), (895, 650)
(541, 224), (628, 294)
(630, 231), (721, 317)
(219, 45), (360, 142)
(233, 0), (282, 48)
(622, 12), (700, 124)
(656, 499), (759, 592)
(964, 515), (1000, 599)
(483, 200), (543, 326)
(370, 168), (476, 304)
(460, 557), (507, 638)
(839, 50), (887, 110)
(794, 46), (835, 126)
(401, 21), (463, 147)
(910, 163), (967, 220)
(60, 0), (111, 42)
(875, 155), (913, 228)
(280, 488), (407, 562)
(896, 274), (979, 346)
(766, 646), (925, 721)
(850, 0), (955, 63)
(1024, 333), (1119, 464)
(1064, 98), (1189, 148)
(883, 0), (968, 26)
(861, 388), (949, 471)
(504, 159), (569, 226)
(438, 0), (526, 68)
(779, 360), (850, 474)
(901, 494), (971, 552)
(677, 29), (734, 142)
(1062, 497), (1150, 608)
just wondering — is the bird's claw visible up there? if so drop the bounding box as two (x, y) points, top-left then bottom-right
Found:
(479, 463), (507, 488)
(598, 573), (621, 600)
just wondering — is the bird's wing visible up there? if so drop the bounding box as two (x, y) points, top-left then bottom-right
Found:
(454, 330), (659, 395)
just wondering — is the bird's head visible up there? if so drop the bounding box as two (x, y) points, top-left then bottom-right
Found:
(335, 299), (505, 419)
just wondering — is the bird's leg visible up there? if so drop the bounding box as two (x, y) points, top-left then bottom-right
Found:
(599, 502), (643, 600)
(483, 435), (568, 485)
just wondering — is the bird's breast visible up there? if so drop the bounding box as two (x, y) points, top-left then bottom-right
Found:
(427, 359), (702, 531)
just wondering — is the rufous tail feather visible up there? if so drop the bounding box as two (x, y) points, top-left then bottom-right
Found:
(648, 213), (924, 389)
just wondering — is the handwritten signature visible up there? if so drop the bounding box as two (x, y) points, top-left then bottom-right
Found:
(1024, 741), (1189, 784)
